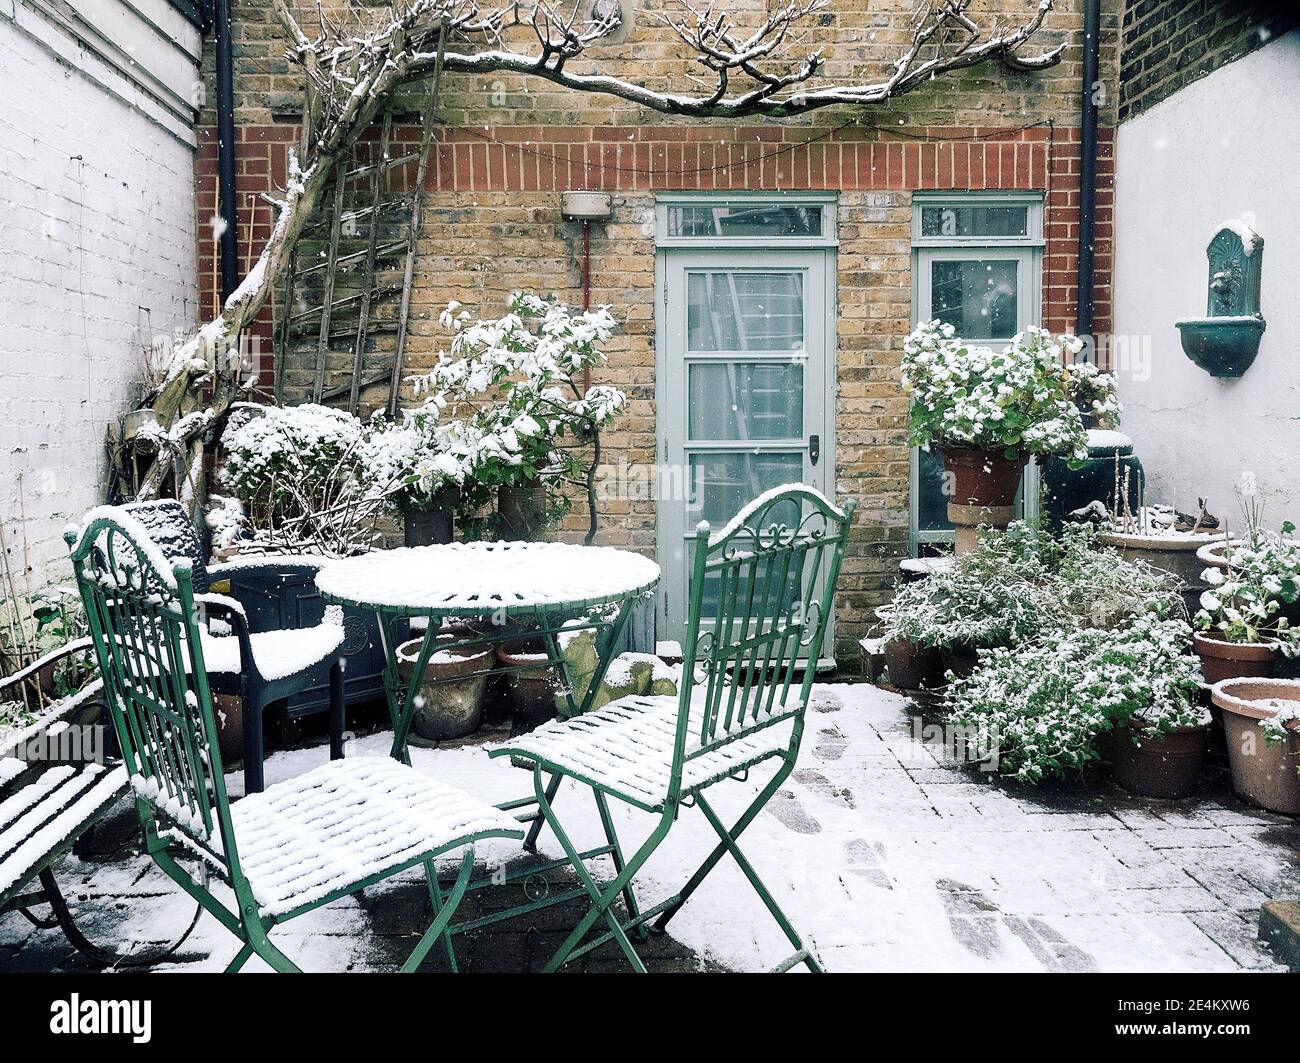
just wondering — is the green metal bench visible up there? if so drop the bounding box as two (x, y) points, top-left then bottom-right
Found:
(66, 507), (522, 972)
(492, 485), (856, 972)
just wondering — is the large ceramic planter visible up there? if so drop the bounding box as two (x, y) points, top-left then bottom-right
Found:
(1193, 631), (1280, 685)
(396, 636), (492, 740)
(1099, 529), (1220, 619)
(402, 487), (461, 547)
(883, 638), (945, 690)
(1110, 721), (1208, 799)
(1210, 678), (1300, 815)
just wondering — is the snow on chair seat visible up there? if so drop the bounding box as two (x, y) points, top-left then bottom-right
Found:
(199, 623), (345, 681)
(229, 756), (522, 919)
(0, 763), (128, 903)
(494, 694), (796, 810)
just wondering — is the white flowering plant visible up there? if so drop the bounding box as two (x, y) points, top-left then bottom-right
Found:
(947, 614), (1204, 783)
(1063, 359), (1122, 429)
(411, 293), (625, 538)
(357, 409), (470, 513)
(901, 320), (1089, 462)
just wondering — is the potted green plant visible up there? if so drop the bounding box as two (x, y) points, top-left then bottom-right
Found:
(414, 294), (625, 542)
(900, 321), (1088, 550)
(948, 614), (1207, 795)
(359, 410), (469, 546)
(1194, 505), (1300, 682)
(1210, 678), (1300, 814)
(1063, 358), (1122, 431)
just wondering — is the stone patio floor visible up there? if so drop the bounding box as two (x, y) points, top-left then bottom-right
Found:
(2, 683), (1298, 973)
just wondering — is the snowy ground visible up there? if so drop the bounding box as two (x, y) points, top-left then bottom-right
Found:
(3, 683), (1297, 972)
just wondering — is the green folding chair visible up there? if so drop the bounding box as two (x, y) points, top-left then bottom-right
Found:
(492, 485), (856, 972)
(67, 508), (522, 973)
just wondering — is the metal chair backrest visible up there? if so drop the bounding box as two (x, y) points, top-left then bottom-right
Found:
(672, 486), (856, 797)
(65, 508), (237, 879)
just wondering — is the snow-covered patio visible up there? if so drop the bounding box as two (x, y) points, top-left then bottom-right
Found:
(5, 683), (1296, 973)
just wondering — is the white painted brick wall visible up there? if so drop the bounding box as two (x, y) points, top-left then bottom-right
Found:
(0, 2), (200, 592)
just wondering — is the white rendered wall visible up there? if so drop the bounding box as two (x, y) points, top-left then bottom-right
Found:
(1113, 30), (1300, 529)
(0, 0), (201, 588)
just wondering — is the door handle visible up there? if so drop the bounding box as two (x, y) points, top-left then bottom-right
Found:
(809, 434), (820, 466)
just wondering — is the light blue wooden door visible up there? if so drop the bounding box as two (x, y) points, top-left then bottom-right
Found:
(656, 248), (834, 648)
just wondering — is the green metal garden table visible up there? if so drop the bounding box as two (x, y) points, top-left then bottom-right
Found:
(315, 541), (660, 844)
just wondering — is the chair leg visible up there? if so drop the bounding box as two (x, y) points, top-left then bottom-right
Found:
(523, 770), (561, 852)
(243, 697), (266, 795)
(225, 941), (255, 973)
(328, 659), (345, 761)
(535, 769), (668, 972)
(653, 761), (793, 934)
(694, 792), (821, 973)
(422, 856), (458, 972)
(402, 850), (475, 973)
(593, 790), (645, 940)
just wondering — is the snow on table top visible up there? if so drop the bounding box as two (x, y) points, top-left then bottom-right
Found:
(315, 541), (660, 615)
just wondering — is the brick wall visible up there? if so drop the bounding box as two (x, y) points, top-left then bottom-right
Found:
(200, 1), (1119, 663)
(1118, 0), (1298, 121)
(0, 2), (201, 591)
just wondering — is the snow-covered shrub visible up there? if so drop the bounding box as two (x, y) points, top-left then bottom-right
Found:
(411, 293), (624, 534)
(947, 614), (1204, 783)
(357, 410), (471, 512)
(218, 404), (399, 556)
(901, 320), (1088, 461)
(886, 522), (1184, 651)
(1063, 359), (1122, 429)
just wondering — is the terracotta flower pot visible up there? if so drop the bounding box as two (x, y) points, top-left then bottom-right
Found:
(1193, 631), (1280, 685)
(1210, 678), (1300, 815)
(942, 643), (982, 680)
(883, 638), (945, 690)
(940, 447), (1027, 509)
(397, 635), (492, 740)
(1110, 721), (1208, 800)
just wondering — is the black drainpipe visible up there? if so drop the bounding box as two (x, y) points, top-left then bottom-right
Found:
(214, 0), (239, 301)
(1076, 0), (1101, 349)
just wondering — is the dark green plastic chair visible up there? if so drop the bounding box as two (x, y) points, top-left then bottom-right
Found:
(493, 485), (856, 972)
(67, 508), (522, 972)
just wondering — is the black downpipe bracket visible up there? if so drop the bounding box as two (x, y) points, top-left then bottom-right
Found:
(1076, 0), (1101, 347)
(215, 0), (239, 302)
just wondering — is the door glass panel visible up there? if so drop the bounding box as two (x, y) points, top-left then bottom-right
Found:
(920, 204), (1028, 238)
(668, 203), (822, 239)
(690, 540), (806, 623)
(688, 452), (803, 527)
(688, 362), (804, 441)
(687, 272), (804, 351)
(930, 259), (1018, 339)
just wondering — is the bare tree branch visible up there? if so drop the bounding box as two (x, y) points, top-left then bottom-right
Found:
(134, 0), (1062, 506)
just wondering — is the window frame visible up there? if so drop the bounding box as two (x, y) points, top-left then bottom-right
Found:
(655, 191), (839, 249)
(908, 192), (1045, 555)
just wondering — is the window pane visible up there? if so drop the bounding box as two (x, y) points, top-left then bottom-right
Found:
(917, 447), (953, 532)
(920, 204), (1028, 238)
(688, 272), (804, 351)
(687, 452), (803, 527)
(688, 362), (804, 440)
(668, 203), (822, 238)
(930, 259), (1018, 339)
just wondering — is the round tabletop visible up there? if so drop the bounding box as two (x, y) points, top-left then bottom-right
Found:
(315, 541), (661, 617)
